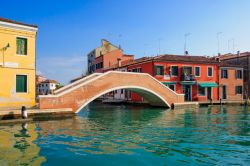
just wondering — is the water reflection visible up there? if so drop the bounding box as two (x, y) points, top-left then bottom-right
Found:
(0, 123), (46, 166)
(0, 104), (249, 166)
(35, 104), (250, 165)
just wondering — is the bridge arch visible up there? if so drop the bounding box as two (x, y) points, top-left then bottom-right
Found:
(39, 71), (184, 113)
(75, 85), (170, 113)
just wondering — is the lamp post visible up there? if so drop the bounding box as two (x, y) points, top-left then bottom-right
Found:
(1, 43), (10, 67)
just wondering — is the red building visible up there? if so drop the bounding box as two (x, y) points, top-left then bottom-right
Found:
(103, 55), (220, 102)
(90, 50), (243, 103)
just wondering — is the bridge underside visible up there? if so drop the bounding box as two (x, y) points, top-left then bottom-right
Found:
(129, 88), (169, 107)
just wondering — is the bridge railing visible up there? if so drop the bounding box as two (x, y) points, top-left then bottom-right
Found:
(54, 73), (102, 95)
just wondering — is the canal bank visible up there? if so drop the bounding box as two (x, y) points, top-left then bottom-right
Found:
(0, 108), (74, 123)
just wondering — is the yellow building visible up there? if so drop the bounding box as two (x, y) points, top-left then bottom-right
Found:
(0, 17), (38, 109)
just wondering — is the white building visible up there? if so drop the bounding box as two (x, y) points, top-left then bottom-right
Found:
(37, 80), (59, 95)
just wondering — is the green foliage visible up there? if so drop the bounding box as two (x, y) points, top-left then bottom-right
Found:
(56, 84), (63, 90)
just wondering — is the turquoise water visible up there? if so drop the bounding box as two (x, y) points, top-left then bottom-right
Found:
(0, 104), (250, 165)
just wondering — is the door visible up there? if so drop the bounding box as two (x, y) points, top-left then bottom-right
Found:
(222, 85), (227, 99)
(207, 87), (212, 100)
(183, 85), (192, 101)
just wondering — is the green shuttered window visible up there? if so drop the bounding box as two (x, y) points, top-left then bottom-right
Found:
(155, 66), (164, 75)
(16, 75), (27, 93)
(16, 37), (27, 55)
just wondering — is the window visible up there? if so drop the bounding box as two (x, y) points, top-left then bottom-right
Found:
(236, 70), (242, 79)
(168, 85), (175, 91)
(171, 66), (178, 76)
(132, 68), (142, 73)
(198, 86), (206, 96)
(155, 66), (164, 75)
(132, 68), (138, 72)
(16, 75), (27, 93)
(208, 67), (213, 77)
(221, 69), (228, 79)
(121, 89), (124, 94)
(16, 37), (27, 55)
(128, 69), (131, 72)
(235, 86), (242, 94)
(195, 67), (200, 77)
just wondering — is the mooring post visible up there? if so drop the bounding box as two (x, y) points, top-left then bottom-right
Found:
(21, 106), (28, 119)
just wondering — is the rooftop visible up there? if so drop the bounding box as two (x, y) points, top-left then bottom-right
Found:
(41, 79), (58, 84)
(219, 52), (250, 60)
(0, 17), (38, 28)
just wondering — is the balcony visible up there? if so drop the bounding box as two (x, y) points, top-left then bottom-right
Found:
(181, 74), (196, 81)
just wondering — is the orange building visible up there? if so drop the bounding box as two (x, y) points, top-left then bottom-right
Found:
(87, 39), (134, 74)
(218, 63), (244, 100)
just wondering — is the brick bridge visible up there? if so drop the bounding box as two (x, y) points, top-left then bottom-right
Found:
(39, 71), (185, 113)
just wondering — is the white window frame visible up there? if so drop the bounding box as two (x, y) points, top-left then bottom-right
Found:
(15, 74), (29, 94)
(236, 69), (243, 79)
(170, 65), (178, 77)
(155, 65), (164, 76)
(221, 68), (228, 79)
(16, 36), (28, 57)
(207, 66), (213, 77)
(194, 66), (201, 77)
(167, 84), (176, 92)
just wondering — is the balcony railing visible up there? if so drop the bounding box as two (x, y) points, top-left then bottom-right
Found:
(182, 74), (196, 81)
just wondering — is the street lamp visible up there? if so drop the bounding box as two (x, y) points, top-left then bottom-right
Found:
(1, 43), (10, 67)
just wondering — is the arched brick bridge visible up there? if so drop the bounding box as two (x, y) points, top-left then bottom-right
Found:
(39, 71), (185, 113)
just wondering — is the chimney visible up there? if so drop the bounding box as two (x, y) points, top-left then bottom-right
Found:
(218, 53), (221, 57)
(237, 51), (240, 56)
(185, 51), (189, 56)
(117, 58), (121, 67)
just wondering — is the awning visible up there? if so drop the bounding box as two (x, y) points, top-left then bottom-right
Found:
(180, 82), (196, 85)
(198, 82), (218, 88)
(162, 82), (176, 85)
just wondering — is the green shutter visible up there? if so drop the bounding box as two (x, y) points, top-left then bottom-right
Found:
(16, 75), (27, 92)
(16, 37), (27, 55)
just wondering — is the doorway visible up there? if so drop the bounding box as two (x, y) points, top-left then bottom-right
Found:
(207, 87), (212, 100)
(183, 85), (192, 101)
(222, 85), (227, 99)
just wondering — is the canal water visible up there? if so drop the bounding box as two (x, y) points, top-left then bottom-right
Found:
(0, 103), (249, 166)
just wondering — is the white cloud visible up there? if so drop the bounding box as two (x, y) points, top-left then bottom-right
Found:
(37, 55), (87, 85)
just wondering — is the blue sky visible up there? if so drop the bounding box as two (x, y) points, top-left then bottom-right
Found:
(1, 0), (250, 84)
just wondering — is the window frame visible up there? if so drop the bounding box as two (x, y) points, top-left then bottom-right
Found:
(198, 86), (206, 96)
(170, 65), (178, 77)
(194, 66), (201, 77)
(236, 69), (243, 79)
(221, 68), (228, 79)
(235, 85), (243, 95)
(207, 66), (213, 77)
(15, 74), (28, 93)
(154, 65), (164, 76)
(16, 36), (28, 56)
(167, 84), (176, 92)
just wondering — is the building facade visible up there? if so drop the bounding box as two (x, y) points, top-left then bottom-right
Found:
(218, 63), (244, 100)
(0, 17), (38, 109)
(124, 55), (220, 102)
(102, 54), (244, 103)
(87, 39), (134, 74)
(219, 52), (250, 98)
(37, 80), (59, 95)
